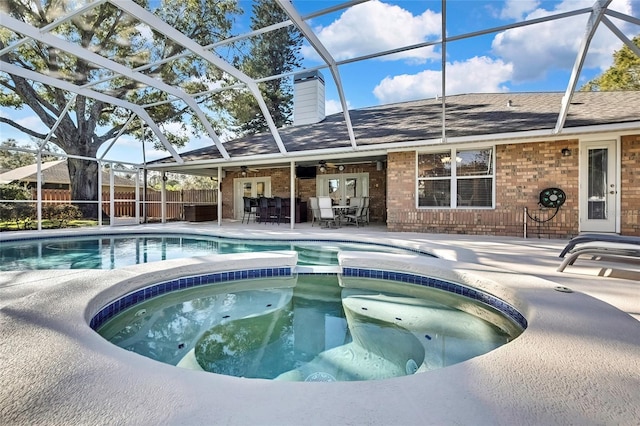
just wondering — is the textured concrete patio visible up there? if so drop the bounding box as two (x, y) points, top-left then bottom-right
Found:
(1, 222), (638, 425)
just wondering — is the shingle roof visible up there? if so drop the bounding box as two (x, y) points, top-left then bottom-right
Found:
(156, 91), (640, 164)
(0, 160), (136, 187)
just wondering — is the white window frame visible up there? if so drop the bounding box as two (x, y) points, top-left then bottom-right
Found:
(416, 147), (495, 209)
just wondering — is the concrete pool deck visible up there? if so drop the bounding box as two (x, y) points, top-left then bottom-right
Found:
(1, 222), (639, 425)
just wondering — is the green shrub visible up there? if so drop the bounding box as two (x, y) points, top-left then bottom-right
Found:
(0, 184), (35, 229)
(42, 204), (82, 228)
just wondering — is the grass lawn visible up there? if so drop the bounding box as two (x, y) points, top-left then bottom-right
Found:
(0, 219), (99, 231)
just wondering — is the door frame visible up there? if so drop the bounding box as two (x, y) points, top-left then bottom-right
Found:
(579, 137), (621, 233)
(316, 172), (369, 205)
(233, 177), (271, 220)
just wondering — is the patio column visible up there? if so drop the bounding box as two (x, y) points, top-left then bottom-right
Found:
(290, 161), (295, 229)
(36, 152), (42, 231)
(97, 160), (103, 226)
(109, 167), (114, 227)
(161, 172), (167, 223)
(217, 165), (223, 227)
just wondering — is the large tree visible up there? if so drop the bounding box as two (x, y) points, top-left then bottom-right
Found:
(581, 35), (640, 91)
(0, 138), (61, 170)
(228, 0), (303, 134)
(0, 0), (241, 217)
(0, 139), (34, 170)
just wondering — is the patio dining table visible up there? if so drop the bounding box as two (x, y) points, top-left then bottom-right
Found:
(332, 205), (351, 225)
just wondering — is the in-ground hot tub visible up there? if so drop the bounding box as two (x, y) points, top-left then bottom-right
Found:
(92, 261), (525, 382)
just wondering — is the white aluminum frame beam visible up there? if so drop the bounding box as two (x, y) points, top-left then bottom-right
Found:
(601, 16), (640, 58)
(2, 0), (637, 169)
(441, 0), (447, 142)
(37, 94), (77, 151)
(0, 61), (183, 163)
(98, 115), (137, 161)
(276, 0), (358, 150)
(554, 0), (613, 134)
(114, 0), (288, 156)
(1, 12), (230, 160)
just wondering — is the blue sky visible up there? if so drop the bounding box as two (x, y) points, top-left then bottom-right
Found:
(1, 0), (638, 164)
(294, 0), (638, 111)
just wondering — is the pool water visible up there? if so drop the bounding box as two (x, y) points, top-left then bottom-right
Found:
(0, 235), (425, 270)
(97, 274), (518, 382)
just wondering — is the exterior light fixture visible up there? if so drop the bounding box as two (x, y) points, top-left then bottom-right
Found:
(561, 148), (572, 157)
(319, 161), (327, 173)
(338, 165), (345, 171)
(241, 166), (248, 177)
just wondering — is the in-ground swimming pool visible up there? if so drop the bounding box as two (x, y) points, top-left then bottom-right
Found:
(0, 234), (429, 270)
(95, 271), (524, 382)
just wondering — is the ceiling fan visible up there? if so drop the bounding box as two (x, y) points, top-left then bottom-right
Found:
(240, 165), (259, 176)
(319, 160), (337, 172)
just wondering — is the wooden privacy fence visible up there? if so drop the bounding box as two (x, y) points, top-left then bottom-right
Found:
(32, 189), (217, 220)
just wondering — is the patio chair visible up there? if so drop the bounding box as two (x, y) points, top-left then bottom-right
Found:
(309, 197), (321, 227)
(317, 196), (338, 228)
(257, 197), (274, 223)
(343, 202), (365, 227)
(273, 196), (284, 224)
(242, 197), (257, 224)
(360, 197), (370, 224)
(346, 197), (362, 214)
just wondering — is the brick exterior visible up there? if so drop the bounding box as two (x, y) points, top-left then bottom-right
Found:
(387, 136), (640, 238)
(621, 135), (640, 235)
(218, 134), (639, 238)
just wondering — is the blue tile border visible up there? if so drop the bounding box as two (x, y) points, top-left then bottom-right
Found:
(342, 267), (528, 330)
(91, 266), (527, 333)
(89, 267), (292, 331)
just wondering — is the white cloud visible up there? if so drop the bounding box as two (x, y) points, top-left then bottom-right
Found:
(303, 0), (441, 63)
(0, 108), (49, 135)
(160, 121), (189, 136)
(500, 0), (540, 20)
(373, 56), (513, 104)
(325, 98), (352, 115)
(136, 23), (154, 42)
(492, 0), (637, 82)
(16, 116), (48, 133)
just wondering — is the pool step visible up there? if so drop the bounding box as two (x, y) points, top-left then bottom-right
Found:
(294, 265), (341, 274)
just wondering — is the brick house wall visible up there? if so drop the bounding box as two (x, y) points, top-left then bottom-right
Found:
(621, 134), (640, 235)
(217, 134), (638, 237)
(387, 136), (640, 238)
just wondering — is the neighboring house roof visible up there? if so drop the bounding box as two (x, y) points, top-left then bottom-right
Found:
(154, 91), (640, 165)
(0, 159), (136, 187)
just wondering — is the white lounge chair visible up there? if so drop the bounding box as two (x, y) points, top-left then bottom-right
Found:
(557, 235), (640, 272)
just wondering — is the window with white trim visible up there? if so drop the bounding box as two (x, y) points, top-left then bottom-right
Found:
(417, 148), (494, 208)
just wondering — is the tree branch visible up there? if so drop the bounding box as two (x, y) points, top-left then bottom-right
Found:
(0, 116), (56, 142)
